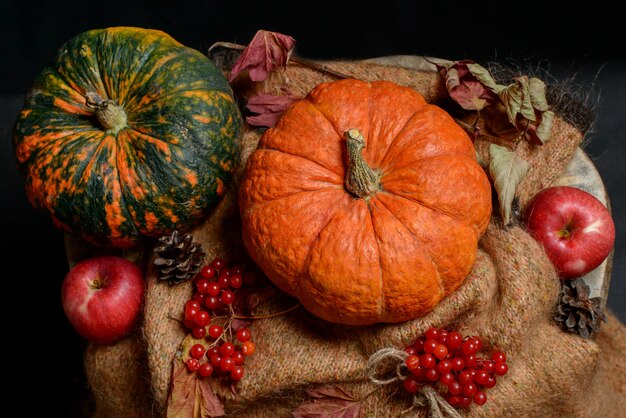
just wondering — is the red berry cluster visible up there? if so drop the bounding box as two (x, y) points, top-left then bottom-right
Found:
(403, 327), (508, 409)
(182, 258), (257, 383)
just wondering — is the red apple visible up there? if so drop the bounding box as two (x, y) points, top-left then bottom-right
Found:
(62, 256), (144, 344)
(524, 186), (615, 280)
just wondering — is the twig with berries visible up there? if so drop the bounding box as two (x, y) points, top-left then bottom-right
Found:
(368, 327), (509, 415)
(175, 257), (300, 387)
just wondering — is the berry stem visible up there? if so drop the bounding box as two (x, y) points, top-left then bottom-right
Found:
(231, 302), (301, 320)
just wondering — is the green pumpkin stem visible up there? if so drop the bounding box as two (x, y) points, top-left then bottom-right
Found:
(344, 129), (380, 199)
(85, 92), (128, 134)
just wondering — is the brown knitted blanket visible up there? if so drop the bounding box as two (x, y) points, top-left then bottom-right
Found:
(83, 60), (626, 417)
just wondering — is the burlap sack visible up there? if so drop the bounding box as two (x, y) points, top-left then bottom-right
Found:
(83, 61), (626, 417)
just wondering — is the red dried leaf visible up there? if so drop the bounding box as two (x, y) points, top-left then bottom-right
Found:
(435, 60), (499, 111)
(229, 30), (296, 82)
(292, 385), (363, 418)
(232, 285), (276, 317)
(167, 360), (225, 417)
(246, 92), (300, 128)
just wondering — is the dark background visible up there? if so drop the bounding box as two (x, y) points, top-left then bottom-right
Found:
(1, 1), (624, 416)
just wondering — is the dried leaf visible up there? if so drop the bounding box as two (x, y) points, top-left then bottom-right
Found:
(498, 80), (525, 124)
(466, 62), (501, 91)
(489, 144), (529, 225)
(434, 60), (499, 111)
(229, 30), (296, 82)
(232, 286), (276, 317)
(292, 385), (362, 418)
(534, 110), (554, 145)
(246, 92), (300, 128)
(529, 77), (549, 111)
(497, 76), (553, 145)
(167, 360), (225, 418)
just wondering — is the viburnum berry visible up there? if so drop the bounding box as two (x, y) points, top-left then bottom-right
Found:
(424, 327), (440, 340)
(211, 258), (225, 270)
(474, 391), (487, 405)
(451, 357), (465, 371)
(186, 358), (200, 372)
(193, 292), (207, 304)
(220, 290), (235, 305)
(198, 363), (214, 378)
(440, 372), (455, 386)
(230, 365), (245, 380)
(448, 381), (462, 395)
(436, 359), (452, 374)
(420, 353), (436, 369)
(220, 342), (235, 357)
(462, 340), (478, 356)
(192, 326), (206, 339)
(232, 350), (245, 365)
(236, 328), (251, 343)
(433, 344), (448, 360)
(218, 274), (230, 289)
(242, 341), (256, 356)
(447, 332), (463, 349)
(403, 376), (420, 393)
(230, 274), (243, 289)
(205, 296), (220, 310)
(209, 353), (222, 368)
(425, 368), (440, 382)
(220, 356), (235, 372)
(459, 396), (472, 408)
(194, 311), (210, 327)
(462, 382), (477, 397)
(492, 350), (506, 363)
(196, 279), (210, 294)
(405, 346), (417, 356)
(494, 362), (509, 376)
(190, 343), (206, 359)
(423, 338), (438, 354)
(200, 265), (216, 280)
(406, 355), (420, 370)
(208, 324), (223, 339)
(207, 282), (221, 297)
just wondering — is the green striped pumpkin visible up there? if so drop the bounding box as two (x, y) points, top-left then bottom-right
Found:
(13, 27), (242, 247)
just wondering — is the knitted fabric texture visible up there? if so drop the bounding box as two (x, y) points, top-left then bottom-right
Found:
(83, 61), (626, 417)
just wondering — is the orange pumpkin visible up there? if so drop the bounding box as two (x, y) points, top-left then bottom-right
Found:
(239, 79), (492, 325)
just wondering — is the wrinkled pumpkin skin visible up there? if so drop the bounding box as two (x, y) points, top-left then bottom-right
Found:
(14, 27), (242, 247)
(240, 79), (491, 325)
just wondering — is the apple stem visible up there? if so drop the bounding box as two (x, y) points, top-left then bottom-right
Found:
(90, 278), (104, 290)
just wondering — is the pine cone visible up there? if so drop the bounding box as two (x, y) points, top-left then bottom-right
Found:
(554, 278), (607, 339)
(153, 231), (205, 285)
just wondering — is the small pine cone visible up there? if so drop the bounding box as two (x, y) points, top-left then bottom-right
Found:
(153, 231), (205, 285)
(554, 278), (607, 339)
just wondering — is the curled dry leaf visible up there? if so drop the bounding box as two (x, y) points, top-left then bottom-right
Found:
(292, 385), (363, 418)
(489, 144), (529, 226)
(434, 60), (500, 111)
(246, 92), (301, 128)
(229, 30), (296, 82)
(167, 360), (225, 418)
(496, 76), (554, 145)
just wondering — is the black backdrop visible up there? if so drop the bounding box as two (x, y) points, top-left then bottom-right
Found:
(1, 1), (624, 416)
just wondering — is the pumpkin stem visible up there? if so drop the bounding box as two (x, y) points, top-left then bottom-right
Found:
(344, 129), (380, 199)
(85, 92), (128, 134)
